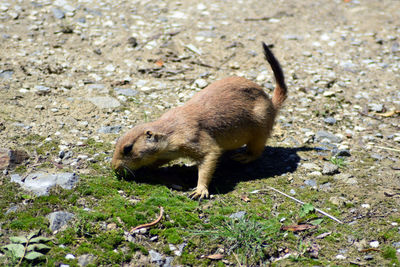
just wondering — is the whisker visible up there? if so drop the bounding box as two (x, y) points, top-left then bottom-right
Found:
(123, 165), (135, 178)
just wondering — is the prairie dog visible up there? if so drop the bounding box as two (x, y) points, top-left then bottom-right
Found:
(111, 42), (287, 199)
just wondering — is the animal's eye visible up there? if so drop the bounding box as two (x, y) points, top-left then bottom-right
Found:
(123, 144), (133, 155)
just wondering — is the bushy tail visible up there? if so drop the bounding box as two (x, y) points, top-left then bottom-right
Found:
(262, 42), (287, 109)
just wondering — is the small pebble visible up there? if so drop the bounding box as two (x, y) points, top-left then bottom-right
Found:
(370, 241), (379, 248)
(322, 162), (339, 175)
(193, 78), (208, 89)
(323, 117), (336, 125)
(335, 254), (346, 260)
(65, 254), (75, 260)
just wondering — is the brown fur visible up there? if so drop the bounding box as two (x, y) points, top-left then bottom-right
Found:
(111, 42), (287, 199)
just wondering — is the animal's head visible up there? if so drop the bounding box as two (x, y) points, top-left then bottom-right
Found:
(111, 125), (166, 177)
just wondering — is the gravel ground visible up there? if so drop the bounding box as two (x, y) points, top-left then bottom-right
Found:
(1, 0), (400, 265)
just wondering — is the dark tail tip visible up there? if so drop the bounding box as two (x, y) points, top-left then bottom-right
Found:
(261, 42), (287, 108)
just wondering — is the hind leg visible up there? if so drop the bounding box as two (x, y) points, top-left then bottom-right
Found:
(232, 134), (267, 164)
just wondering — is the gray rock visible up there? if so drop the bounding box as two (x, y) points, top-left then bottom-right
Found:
(114, 88), (138, 97)
(315, 131), (342, 143)
(371, 153), (384, 160)
(283, 34), (303, 40)
(77, 17), (86, 24)
(47, 211), (74, 232)
(163, 257), (173, 267)
(10, 172), (79, 196)
(52, 8), (65, 19)
(97, 125), (122, 134)
(149, 250), (163, 263)
(194, 78), (208, 89)
(87, 97), (120, 109)
(364, 254), (374, 261)
(0, 70), (13, 80)
(302, 163), (320, 170)
(64, 151), (73, 160)
(229, 211), (246, 219)
(35, 85), (51, 95)
(319, 182), (332, 191)
(78, 254), (95, 266)
(5, 205), (20, 215)
(323, 117), (336, 125)
(87, 84), (106, 93)
(393, 242), (400, 248)
(368, 103), (384, 112)
(196, 31), (217, 38)
(322, 162), (339, 175)
(392, 42), (399, 53)
(304, 179), (317, 187)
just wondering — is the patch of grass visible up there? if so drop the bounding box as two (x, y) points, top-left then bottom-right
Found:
(162, 228), (183, 244)
(382, 246), (399, 265)
(193, 216), (281, 265)
(92, 230), (124, 250)
(7, 213), (47, 231)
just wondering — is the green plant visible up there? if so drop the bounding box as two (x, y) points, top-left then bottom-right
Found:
(298, 203), (324, 225)
(299, 203), (315, 218)
(329, 156), (346, 168)
(1, 229), (52, 266)
(193, 217), (280, 265)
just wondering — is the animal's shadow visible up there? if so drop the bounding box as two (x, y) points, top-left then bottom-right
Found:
(126, 146), (313, 195)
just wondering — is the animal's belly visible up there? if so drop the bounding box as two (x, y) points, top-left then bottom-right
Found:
(216, 129), (253, 150)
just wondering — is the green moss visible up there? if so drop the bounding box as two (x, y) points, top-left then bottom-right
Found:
(162, 228), (183, 244)
(76, 242), (95, 254)
(8, 215), (47, 230)
(92, 230), (124, 250)
(14, 164), (27, 174)
(382, 246), (399, 265)
(180, 251), (200, 265)
(129, 243), (148, 255)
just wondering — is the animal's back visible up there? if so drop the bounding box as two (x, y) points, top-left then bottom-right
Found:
(181, 76), (276, 149)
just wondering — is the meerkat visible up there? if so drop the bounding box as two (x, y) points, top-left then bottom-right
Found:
(111, 42), (287, 199)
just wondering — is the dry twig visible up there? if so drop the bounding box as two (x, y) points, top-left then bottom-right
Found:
(374, 145), (400, 153)
(130, 206), (164, 233)
(252, 186), (343, 224)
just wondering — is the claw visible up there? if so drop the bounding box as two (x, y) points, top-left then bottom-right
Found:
(189, 187), (209, 200)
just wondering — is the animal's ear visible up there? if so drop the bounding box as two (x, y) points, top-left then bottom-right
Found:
(145, 130), (164, 142)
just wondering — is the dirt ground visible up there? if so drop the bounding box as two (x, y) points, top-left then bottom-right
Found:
(1, 0), (400, 265)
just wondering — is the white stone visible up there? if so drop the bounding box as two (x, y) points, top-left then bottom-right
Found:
(65, 254), (75, 260)
(370, 241), (379, 248)
(194, 79), (208, 89)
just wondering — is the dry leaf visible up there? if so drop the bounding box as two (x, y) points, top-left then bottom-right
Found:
(360, 248), (381, 252)
(155, 60), (164, 67)
(203, 254), (224, 260)
(316, 231), (332, 239)
(375, 110), (400, 117)
(281, 224), (316, 232)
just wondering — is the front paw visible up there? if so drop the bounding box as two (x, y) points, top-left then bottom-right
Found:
(189, 186), (209, 200)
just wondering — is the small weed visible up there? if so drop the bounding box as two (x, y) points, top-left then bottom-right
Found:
(193, 216), (280, 265)
(382, 246), (400, 265)
(299, 203), (315, 218)
(329, 156), (346, 168)
(1, 229), (52, 266)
